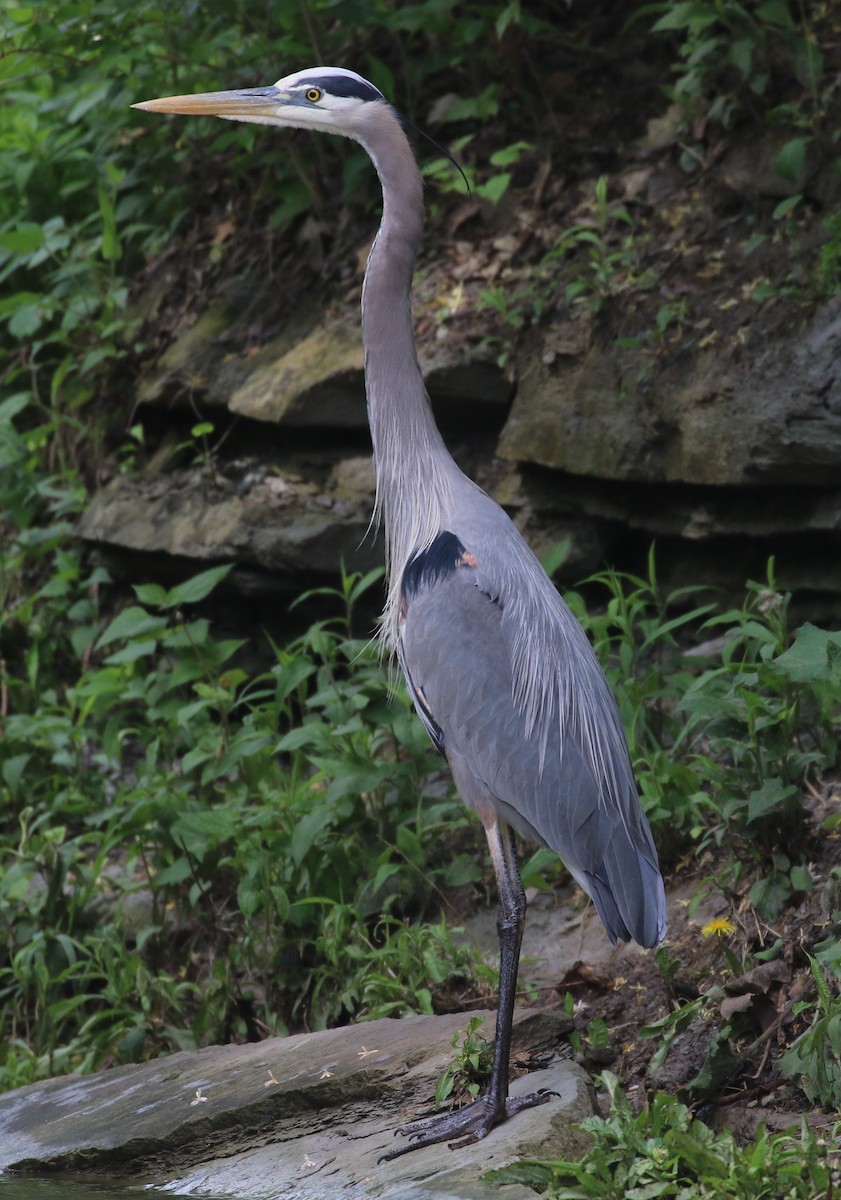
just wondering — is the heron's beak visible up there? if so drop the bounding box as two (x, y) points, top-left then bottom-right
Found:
(132, 87), (283, 118)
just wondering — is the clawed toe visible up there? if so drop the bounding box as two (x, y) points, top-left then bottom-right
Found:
(378, 1087), (555, 1162)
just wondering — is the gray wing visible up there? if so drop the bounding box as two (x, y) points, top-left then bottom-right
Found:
(398, 534), (665, 949)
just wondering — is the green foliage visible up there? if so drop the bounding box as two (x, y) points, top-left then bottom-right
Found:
(639, 1), (839, 247)
(435, 1014), (493, 1108)
(301, 911), (482, 1029)
(639, 0), (824, 129)
(549, 176), (637, 312)
(568, 553), (839, 919)
(566, 548), (714, 855)
(0, 491), (485, 1084)
(780, 931), (841, 1107)
(477, 175), (638, 345)
(814, 209), (841, 298)
(3, 0), (840, 1133)
(487, 1071), (840, 1198)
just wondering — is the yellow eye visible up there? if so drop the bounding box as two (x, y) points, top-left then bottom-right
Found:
(305, 87), (322, 103)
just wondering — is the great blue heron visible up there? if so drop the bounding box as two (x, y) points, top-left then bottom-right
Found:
(134, 67), (667, 1157)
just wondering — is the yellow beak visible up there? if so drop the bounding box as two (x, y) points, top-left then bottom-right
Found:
(132, 87), (281, 118)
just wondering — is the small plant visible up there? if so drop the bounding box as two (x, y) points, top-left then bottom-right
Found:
(487, 1071), (841, 1197)
(478, 281), (546, 331)
(814, 208), (841, 297)
(0, 541), (484, 1085)
(434, 1015), (493, 1108)
(674, 566), (840, 917)
(779, 933), (841, 1108)
(566, 547), (715, 856)
(548, 175), (637, 312)
(641, 0), (824, 129)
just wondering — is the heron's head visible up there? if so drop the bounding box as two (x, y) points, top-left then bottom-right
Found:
(132, 66), (389, 142)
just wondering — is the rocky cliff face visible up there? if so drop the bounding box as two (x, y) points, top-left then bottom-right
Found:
(83, 295), (841, 621)
(82, 105), (841, 623)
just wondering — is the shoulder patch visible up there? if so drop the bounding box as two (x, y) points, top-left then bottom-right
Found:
(402, 531), (476, 601)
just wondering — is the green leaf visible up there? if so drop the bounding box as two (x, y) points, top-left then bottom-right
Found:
(749, 873), (791, 922)
(489, 141), (531, 168)
(103, 638), (158, 665)
(539, 538), (571, 579)
(276, 723), (327, 753)
(0, 225), (46, 255)
(792, 35), (823, 88)
(756, 0), (795, 28)
(773, 623), (841, 682)
(815, 938), (841, 982)
(774, 137), (809, 184)
(2, 754), (30, 792)
(153, 858), (193, 887)
(728, 38), (753, 80)
(290, 807), (327, 867)
(789, 864), (813, 892)
(746, 779), (798, 823)
(98, 181), (121, 262)
(0, 393), (30, 421)
(170, 808), (238, 845)
(8, 300), (46, 339)
(133, 583), (170, 608)
(772, 194), (803, 220)
(168, 564), (233, 606)
(653, 3), (717, 34)
(477, 173), (511, 204)
(97, 606), (167, 648)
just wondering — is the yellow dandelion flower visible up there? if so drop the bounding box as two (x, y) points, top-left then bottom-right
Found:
(701, 917), (736, 938)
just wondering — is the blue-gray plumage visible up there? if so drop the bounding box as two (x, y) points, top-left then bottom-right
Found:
(134, 65), (666, 1158)
(400, 531), (663, 947)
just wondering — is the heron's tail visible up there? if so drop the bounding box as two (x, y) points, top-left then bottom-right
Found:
(581, 847), (667, 948)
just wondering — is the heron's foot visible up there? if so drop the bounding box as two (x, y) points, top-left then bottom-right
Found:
(379, 1088), (555, 1162)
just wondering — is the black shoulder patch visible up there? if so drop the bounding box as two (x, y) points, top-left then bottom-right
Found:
(300, 74), (383, 102)
(402, 531), (471, 601)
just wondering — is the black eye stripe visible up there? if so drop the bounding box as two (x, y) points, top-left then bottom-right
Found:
(297, 75), (383, 102)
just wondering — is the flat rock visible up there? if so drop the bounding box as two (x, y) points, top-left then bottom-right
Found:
(0, 1010), (594, 1200)
(136, 293), (511, 430)
(500, 298), (841, 487)
(78, 457), (379, 579)
(228, 319), (366, 427)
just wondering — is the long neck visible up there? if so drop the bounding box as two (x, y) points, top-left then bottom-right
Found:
(358, 107), (458, 643)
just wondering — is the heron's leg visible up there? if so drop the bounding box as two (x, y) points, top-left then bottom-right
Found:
(381, 819), (552, 1160)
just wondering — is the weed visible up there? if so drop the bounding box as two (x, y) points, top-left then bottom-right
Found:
(565, 546), (716, 855)
(640, 0), (824, 130)
(780, 931), (841, 1108)
(814, 209), (841, 297)
(565, 552), (839, 922)
(487, 1071), (841, 1197)
(0, 523), (488, 1084)
(674, 566), (840, 916)
(434, 1014), (492, 1109)
(547, 176), (637, 312)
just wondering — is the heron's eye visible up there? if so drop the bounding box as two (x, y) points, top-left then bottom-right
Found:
(305, 87), (322, 103)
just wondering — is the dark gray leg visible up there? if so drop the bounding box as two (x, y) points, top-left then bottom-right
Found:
(380, 819), (552, 1160)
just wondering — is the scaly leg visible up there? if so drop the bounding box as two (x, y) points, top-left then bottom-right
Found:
(381, 819), (553, 1160)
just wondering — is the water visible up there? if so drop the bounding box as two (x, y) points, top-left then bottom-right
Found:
(0, 1181), (216, 1200)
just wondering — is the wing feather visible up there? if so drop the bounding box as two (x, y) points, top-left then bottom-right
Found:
(399, 547), (665, 948)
